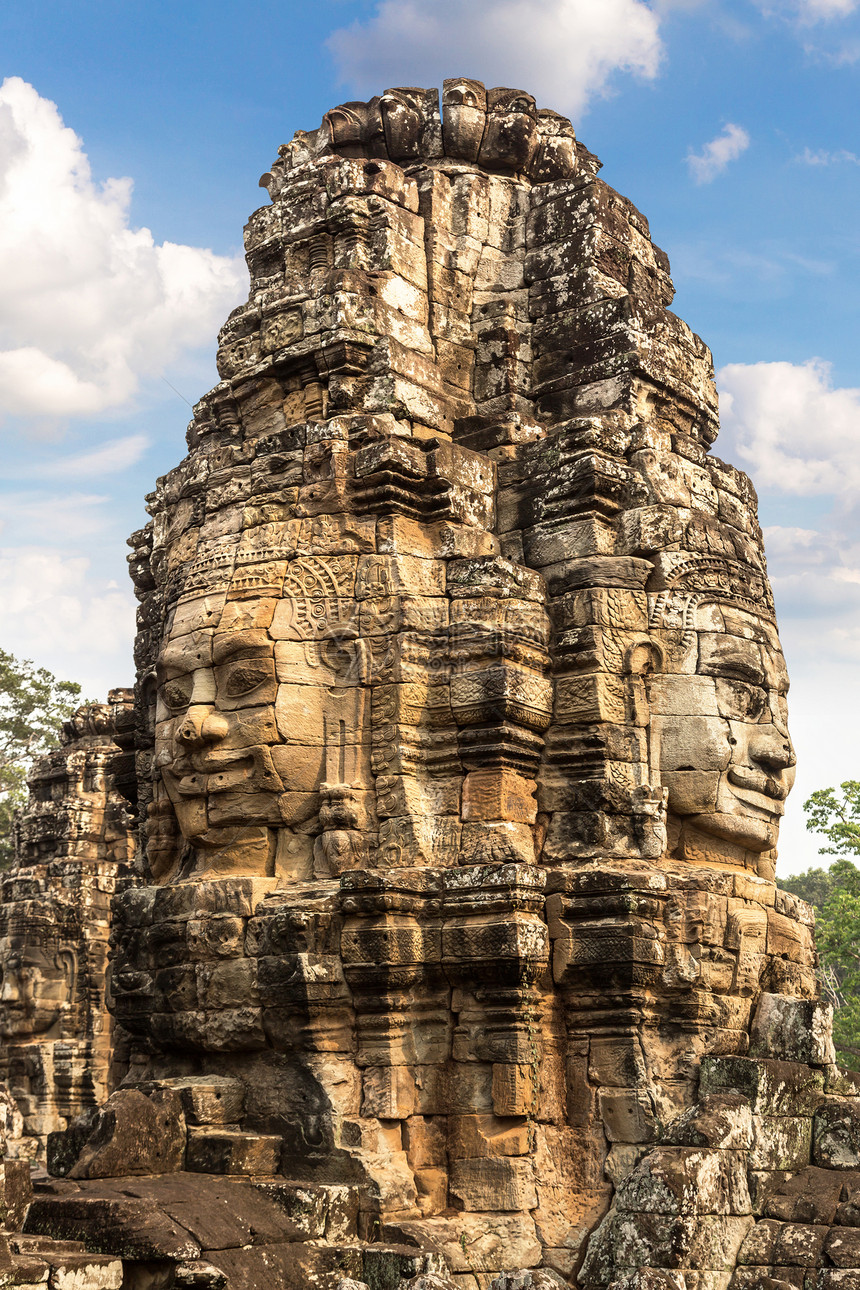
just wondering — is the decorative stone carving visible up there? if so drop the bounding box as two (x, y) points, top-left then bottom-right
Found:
(23, 83), (860, 1290)
(0, 691), (135, 1159)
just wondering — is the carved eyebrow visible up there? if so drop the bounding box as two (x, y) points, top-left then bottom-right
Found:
(701, 655), (765, 685)
(156, 651), (192, 680)
(212, 631), (272, 666)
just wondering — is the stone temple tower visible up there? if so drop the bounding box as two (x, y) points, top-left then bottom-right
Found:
(0, 691), (135, 1159)
(22, 84), (860, 1290)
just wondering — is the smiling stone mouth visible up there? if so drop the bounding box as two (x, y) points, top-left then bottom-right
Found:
(164, 756), (255, 795)
(727, 767), (790, 801)
(164, 749), (283, 796)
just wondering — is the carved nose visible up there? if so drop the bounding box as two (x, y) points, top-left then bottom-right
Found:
(176, 708), (227, 748)
(750, 724), (795, 771)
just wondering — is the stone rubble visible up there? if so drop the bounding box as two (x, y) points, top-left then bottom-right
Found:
(0, 80), (856, 1290)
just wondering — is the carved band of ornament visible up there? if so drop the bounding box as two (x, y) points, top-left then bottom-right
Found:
(179, 552), (237, 597)
(649, 557), (775, 625)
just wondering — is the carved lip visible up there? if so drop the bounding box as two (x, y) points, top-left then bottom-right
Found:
(727, 766), (790, 802)
(164, 754), (254, 796)
(163, 747), (283, 796)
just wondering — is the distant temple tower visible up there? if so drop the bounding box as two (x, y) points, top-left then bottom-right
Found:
(1, 690), (135, 1158)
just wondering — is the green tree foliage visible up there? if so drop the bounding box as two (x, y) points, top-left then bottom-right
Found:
(778, 865), (835, 911)
(813, 859), (860, 1067)
(803, 782), (860, 856)
(0, 649), (82, 868)
(777, 784), (860, 1068)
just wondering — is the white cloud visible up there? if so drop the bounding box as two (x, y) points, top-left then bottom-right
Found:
(718, 359), (860, 497)
(4, 434), (150, 483)
(40, 435), (150, 479)
(796, 145), (860, 164)
(0, 78), (246, 422)
(757, 0), (858, 21)
(673, 241), (833, 287)
(0, 546), (136, 699)
(686, 123), (750, 183)
(0, 493), (114, 543)
(326, 0), (663, 119)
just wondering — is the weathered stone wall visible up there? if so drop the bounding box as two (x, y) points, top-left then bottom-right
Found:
(0, 691), (135, 1158)
(21, 83), (860, 1290)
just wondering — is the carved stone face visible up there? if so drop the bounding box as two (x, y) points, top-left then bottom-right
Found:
(652, 605), (795, 853)
(442, 78), (487, 161)
(381, 89), (436, 161)
(0, 941), (75, 1038)
(153, 555), (370, 879)
(156, 620), (284, 847)
(480, 88), (538, 172)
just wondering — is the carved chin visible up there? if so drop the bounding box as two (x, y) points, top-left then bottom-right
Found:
(688, 810), (778, 853)
(0, 1009), (59, 1037)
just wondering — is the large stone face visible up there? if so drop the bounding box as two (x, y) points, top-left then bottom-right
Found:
(23, 82), (856, 1289)
(0, 691), (135, 1159)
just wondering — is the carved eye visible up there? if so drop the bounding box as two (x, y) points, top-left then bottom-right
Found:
(741, 685), (767, 722)
(223, 662), (270, 698)
(720, 679), (767, 722)
(162, 679), (192, 712)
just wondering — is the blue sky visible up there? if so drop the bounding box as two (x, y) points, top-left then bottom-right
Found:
(2, 0), (860, 873)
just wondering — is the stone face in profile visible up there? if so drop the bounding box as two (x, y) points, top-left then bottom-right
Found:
(651, 601), (794, 853)
(0, 691), (134, 1159)
(94, 81), (832, 1285)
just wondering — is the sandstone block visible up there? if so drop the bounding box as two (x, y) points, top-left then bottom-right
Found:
(749, 994), (835, 1066)
(414, 1168), (447, 1214)
(448, 1115), (530, 1159)
(138, 1077), (245, 1127)
(68, 1091), (186, 1180)
(662, 1095), (753, 1150)
(598, 1090), (660, 1144)
(46, 1255), (123, 1290)
(23, 1196), (200, 1260)
(492, 1064), (537, 1117)
(461, 770), (537, 825)
(813, 1101), (860, 1169)
(248, 1180), (327, 1239)
(393, 1215), (541, 1273)
(361, 1066), (416, 1119)
(173, 1262), (228, 1288)
(185, 1128), (282, 1175)
(581, 1211), (754, 1282)
(615, 1147), (751, 1216)
(0, 1160), (33, 1230)
(750, 1115), (812, 1171)
(824, 1227), (860, 1266)
(763, 1166), (849, 1224)
(403, 1116), (447, 1169)
(449, 1157), (537, 1212)
(700, 1057), (825, 1117)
